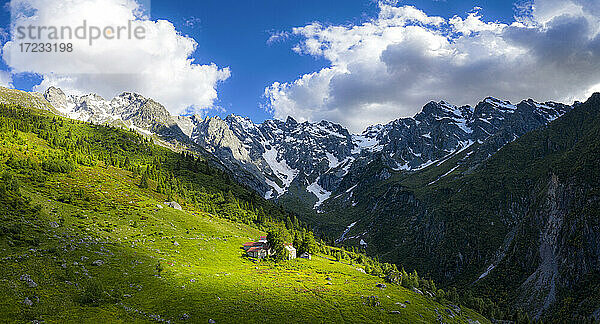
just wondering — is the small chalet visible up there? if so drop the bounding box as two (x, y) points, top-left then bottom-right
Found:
(284, 243), (296, 260)
(243, 236), (297, 260)
(247, 245), (269, 258)
(243, 239), (269, 259)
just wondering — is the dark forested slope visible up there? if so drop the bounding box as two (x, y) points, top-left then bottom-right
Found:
(327, 94), (600, 321)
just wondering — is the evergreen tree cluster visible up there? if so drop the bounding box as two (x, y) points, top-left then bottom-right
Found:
(0, 104), (303, 234)
(266, 220), (318, 261)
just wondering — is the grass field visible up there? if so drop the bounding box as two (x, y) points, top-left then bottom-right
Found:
(0, 163), (489, 323)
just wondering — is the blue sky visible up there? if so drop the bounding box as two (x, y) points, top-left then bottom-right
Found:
(0, 0), (516, 122)
(156, 0), (518, 122)
(2, 0), (600, 132)
(143, 0), (518, 122)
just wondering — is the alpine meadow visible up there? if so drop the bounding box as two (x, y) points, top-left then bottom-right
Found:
(2, 0), (600, 323)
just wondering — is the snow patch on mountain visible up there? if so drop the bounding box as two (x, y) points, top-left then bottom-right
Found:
(428, 165), (460, 185)
(265, 178), (285, 198)
(346, 184), (358, 193)
(485, 97), (517, 112)
(307, 177), (331, 209)
(478, 264), (496, 279)
(262, 143), (298, 195)
(325, 152), (340, 168)
(352, 128), (382, 153)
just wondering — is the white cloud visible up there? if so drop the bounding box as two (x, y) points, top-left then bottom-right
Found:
(2, 0), (230, 116)
(449, 10), (505, 36)
(184, 16), (202, 28)
(265, 1), (600, 133)
(0, 71), (13, 88)
(267, 31), (291, 45)
(530, 0), (599, 24)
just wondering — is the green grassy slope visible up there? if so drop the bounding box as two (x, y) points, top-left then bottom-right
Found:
(0, 101), (488, 323)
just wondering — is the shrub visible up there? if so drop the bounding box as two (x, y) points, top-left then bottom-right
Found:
(42, 156), (75, 173)
(0, 172), (20, 195)
(79, 280), (105, 306)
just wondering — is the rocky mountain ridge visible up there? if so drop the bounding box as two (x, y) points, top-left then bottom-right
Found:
(40, 87), (572, 212)
(179, 97), (571, 213)
(43, 87), (188, 142)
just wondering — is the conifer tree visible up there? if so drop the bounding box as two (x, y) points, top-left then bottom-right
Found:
(293, 232), (303, 251)
(139, 171), (149, 189)
(301, 231), (318, 254)
(267, 224), (290, 261)
(401, 268), (410, 288)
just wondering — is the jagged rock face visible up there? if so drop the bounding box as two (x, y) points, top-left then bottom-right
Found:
(40, 86), (572, 212)
(249, 117), (355, 200)
(184, 115), (356, 202)
(43, 87), (179, 136)
(352, 98), (571, 172)
(43, 87), (71, 111)
(111, 93), (174, 130)
(353, 101), (475, 171)
(174, 115), (199, 138)
(191, 116), (251, 163)
(183, 98), (570, 208)
(505, 172), (600, 319)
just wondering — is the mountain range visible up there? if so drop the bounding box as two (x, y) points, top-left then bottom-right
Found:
(14, 85), (598, 320)
(42, 86), (571, 211)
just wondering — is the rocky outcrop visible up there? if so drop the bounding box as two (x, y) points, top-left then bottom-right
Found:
(519, 174), (565, 317)
(517, 172), (600, 319)
(43, 87), (188, 142)
(191, 116), (251, 163)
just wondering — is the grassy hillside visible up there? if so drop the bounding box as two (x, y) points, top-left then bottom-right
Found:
(0, 101), (487, 323)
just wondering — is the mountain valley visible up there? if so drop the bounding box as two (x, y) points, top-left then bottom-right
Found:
(2, 85), (600, 322)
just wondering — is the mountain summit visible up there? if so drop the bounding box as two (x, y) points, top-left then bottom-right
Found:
(43, 87), (187, 142)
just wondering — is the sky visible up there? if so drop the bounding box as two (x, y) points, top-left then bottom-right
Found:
(1, 0), (600, 132)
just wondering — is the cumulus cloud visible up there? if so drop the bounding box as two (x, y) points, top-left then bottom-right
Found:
(0, 71), (13, 88)
(265, 0), (600, 133)
(2, 0), (230, 116)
